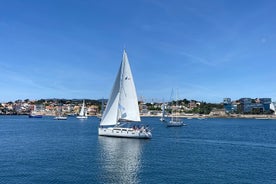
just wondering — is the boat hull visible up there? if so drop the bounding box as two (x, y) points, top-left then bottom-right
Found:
(54, 116), (67, 120)
(76, 116), (88, 119)
(29, 115), (42, 118)
(166, 120), (186, 127)
(98, 127), (152, 139)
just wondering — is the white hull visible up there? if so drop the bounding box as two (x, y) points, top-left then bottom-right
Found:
(54, 116), (67, 120)
(166, 120), (186, 127)
(98, 127), (152, 139)
(76, 116), (88, 119)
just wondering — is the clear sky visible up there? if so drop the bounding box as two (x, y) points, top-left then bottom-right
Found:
(1, 0), (276, 103)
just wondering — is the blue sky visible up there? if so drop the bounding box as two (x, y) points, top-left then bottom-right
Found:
(1, 0), (276, 103)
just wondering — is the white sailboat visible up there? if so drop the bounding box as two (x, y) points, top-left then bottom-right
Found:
(29, 105), (43, 118)
(166, 89), (186, 127)
(167, 114), (185, 127)
(54, 115), (67, 120)
(160, 103), (166, 122)
(76, 100), (88, 119)
(54, 102), (67, 120)
(98, 50), (152, 139)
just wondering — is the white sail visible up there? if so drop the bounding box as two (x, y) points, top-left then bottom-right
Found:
(76, 100), (88, 119)
(79, 100), (85, 116)
(100, 93), (120, 126)
(100, 50), (140, 126)
(118, 50), (141, 122)
(100, 60), (122, 126)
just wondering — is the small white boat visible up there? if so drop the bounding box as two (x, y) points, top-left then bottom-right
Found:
(54, 116), (67, 120)
(54, 103), (67, 120)
(76, 100), (88, 119)
(29, 113), (42, 118)
(255, 117), (269, 120)
(166, 119), (186, 127)
(98, 50), (152, 139)
(197, 117), (206, 120)
(29, 106), (43, 118)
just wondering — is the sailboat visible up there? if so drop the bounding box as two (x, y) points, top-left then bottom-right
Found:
(76, 100), (88, 119)
(29, 105), (42, 118)
(54, 115), (67, 120)
(98, 50), (152, 139)
(54, 103), (67, 120)
(166, 89), (186, 127)
(160, 103), (166, 122)
(29, 111), (42, 118)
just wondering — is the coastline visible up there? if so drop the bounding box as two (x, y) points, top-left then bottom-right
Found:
(140, 114), (276, 119)
(1, 113), (276, 120)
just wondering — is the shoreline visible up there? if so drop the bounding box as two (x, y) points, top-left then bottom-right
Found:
(140, 114), (276, 119)
(1, 114), (276, 119)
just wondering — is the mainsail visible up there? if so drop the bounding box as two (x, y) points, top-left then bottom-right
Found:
(100, 50), (140, 126)
(79, 100), (86, 116)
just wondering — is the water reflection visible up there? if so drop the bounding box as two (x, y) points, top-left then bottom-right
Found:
(98, 137), (146, 184)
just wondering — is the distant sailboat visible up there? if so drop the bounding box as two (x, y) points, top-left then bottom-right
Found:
(166, 89), (186, 127)
(29, 111), (42, 118)
(76, 100), (88, 119)
(160, 103), (166, 122)
(98, 50), (152, 139)
(29, 105), (42, 118)
(54, 116), (67, 120)
(54, 103), (67, 120)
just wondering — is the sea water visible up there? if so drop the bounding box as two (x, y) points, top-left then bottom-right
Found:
(0, 116), (276, 184)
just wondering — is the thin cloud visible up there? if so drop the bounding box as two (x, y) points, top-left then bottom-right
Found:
(179, 51), (215, 66)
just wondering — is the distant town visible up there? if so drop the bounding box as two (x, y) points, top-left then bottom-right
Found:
(1, 97), (275, 119)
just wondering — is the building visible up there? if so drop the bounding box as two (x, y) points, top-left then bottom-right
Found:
(259, 98), (271, 112)
(223, 98), (234, 113)
(224, 97), (272, 114)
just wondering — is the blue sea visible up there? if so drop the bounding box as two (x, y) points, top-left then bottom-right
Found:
(0, 116), (276, 184)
